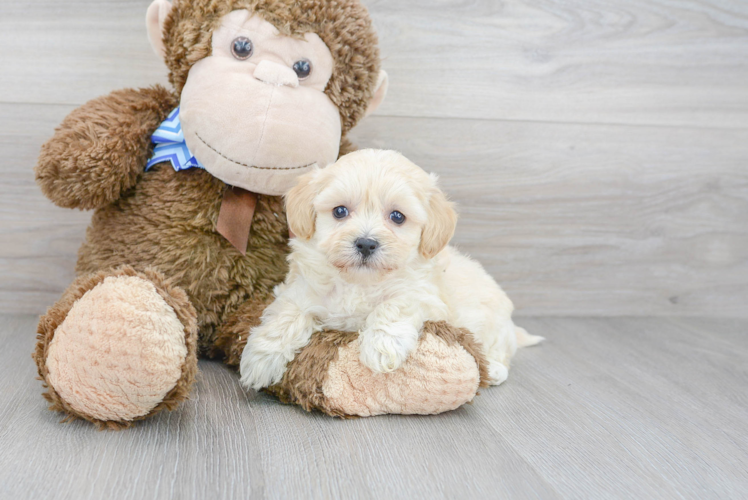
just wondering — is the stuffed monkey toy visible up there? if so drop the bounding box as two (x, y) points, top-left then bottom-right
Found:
(33, 0), (490, 429)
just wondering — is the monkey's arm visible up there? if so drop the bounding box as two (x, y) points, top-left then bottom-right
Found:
(35, 85), (178, 210)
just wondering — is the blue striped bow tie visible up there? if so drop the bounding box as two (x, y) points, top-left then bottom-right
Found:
(146, 107), (205, 171)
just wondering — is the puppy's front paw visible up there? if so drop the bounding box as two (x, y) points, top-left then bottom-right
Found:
(487, 361), (509, 386)
(239, 336), (289, 390)
(359, 322), (419, 374)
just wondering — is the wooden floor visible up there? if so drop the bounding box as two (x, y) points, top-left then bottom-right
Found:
(1, 314), (746, 499)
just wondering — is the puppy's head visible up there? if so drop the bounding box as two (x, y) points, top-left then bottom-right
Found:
(286, 149), (457, 277)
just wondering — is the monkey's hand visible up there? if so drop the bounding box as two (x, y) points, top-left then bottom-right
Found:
(35, 85), (177, 210)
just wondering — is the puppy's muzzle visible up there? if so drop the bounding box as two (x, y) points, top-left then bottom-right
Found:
(354, 238), (379, 259)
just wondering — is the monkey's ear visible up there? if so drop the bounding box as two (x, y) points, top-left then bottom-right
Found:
(285, 168), (321, 241)
(419, 175), (457, 259)
(364, 70), (389, 118)
(146, 0), (173, 61)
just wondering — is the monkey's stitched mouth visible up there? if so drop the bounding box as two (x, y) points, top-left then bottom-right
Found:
(195, 132), (315, 171)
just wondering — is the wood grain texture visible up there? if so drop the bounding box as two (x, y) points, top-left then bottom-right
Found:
(370, 0), (748, 127)
(1, 0), (748, 128)
(1, 1), (747, 315)
(350, 117), (748, 317)
(0, 103), (90, 314)
(0, 1), (169, 106)
(1, 314), (747, 499)
(3, 102), (746, 316)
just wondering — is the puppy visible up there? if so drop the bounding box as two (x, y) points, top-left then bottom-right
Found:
(240, 149), (542, 390)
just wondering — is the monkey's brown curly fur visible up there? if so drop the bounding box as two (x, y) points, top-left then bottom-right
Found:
(35, 86), (177, 211)
(75, 157), (291, 353)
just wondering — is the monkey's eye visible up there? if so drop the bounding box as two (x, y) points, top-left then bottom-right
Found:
(231, 37), (253, 60)
(333, 206), (349, 219)
(389, 211), (406, 225)
(292, 59), (312, 80)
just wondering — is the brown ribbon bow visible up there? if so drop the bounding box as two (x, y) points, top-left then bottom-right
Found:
(216, 186), (258, 255)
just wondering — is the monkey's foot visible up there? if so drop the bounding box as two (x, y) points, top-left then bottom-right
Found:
(34, 267), (198, 429)
(265, 321), (490, 417)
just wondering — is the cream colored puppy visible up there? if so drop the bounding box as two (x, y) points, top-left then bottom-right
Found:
(240, 149), (542, 390)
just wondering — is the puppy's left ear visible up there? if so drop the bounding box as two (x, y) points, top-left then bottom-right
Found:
(285, 169), (320, 240)
(419, 175), (457, 259)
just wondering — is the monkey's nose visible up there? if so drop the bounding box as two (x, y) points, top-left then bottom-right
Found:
(253, 60), (299, 88)
(355, 238), (379, 258)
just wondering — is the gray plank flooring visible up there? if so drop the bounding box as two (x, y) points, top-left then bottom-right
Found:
(1, 314), (746, 499)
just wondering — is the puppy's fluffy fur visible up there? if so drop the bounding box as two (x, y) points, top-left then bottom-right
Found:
(240, 149), (541, 390)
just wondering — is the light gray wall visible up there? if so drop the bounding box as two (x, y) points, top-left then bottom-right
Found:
(1, 0), (746, 317)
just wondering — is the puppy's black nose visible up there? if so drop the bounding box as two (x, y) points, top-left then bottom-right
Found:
(355, 238), (379, 258)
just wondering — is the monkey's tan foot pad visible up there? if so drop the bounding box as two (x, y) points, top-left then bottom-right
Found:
(266, 321), (491, 417)
(34, 266), (198, 429)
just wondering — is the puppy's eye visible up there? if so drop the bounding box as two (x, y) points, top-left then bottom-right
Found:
(292, 59), (312, 79)
(389, 211), (406, 225)
(333, 206), (349, 219)
(231, 37), (253, 60)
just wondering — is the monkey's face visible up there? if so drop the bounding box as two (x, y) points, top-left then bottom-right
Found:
(179, 10), (341, 195)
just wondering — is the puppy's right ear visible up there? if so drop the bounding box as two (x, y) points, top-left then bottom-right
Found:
(285, 169), (320, 240)
(419, 175), (458, 259)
